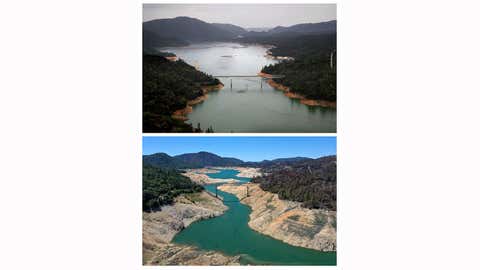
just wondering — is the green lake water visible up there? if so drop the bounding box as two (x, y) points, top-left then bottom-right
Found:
(172, 169), (336, 265)
(159, 42), (336, 133)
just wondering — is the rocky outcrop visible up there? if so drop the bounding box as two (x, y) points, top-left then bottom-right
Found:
(143, 191), (239, 265)
(218, 183), (336, 251)
(143, 242), (240, 265)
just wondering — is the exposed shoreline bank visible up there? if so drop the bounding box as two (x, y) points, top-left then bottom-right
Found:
(258, 72), (336, 108)
(172, 82), (224, 121)
(182, 167), (261, 185)
(143, 191), (240, 265)
(218, 183), (336, 252)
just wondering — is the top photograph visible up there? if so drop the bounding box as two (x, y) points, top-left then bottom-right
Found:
(143, 4), (336, 133)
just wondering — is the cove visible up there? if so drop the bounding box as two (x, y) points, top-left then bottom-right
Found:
(172, 169), (336, 265)
(205, 169), (250, 182)
(160, 42), (336, 133)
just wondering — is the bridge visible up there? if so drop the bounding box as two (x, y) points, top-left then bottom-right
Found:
(212, 74), (285, 90)
(204, 184), (250, 203)
(213, 75), (285, 79)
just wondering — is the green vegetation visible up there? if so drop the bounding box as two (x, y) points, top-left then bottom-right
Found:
(143, 165), (203, 211)
(143, 54), (221, 132)
(143, 151), (243, 169)
(252, 156), (336, 211)
(262, 52), (336, 101)
(241, 33), (337, 102)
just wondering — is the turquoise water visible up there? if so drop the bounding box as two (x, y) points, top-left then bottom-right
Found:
(205, 169), (251, 182)
(173, 169), (336, 265)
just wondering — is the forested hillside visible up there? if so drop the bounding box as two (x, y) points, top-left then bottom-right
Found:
(174, 151), (243, 167)
(143, 16), (239, 48)
(143, 151), (243, 169)
(242, 31), (336, 102)
(252, 155), (337, 210)
(242, 157), (312, 168)
(143, 54), (220, 132)
(262, 51), (336, 101)
(143, 165), (203, 211)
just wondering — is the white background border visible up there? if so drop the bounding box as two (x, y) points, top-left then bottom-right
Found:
(1, 0), (480, 269)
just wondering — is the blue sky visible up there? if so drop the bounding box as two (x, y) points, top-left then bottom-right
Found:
(143, 136), (336, 162)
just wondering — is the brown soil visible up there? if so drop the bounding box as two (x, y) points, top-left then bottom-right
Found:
(165, 56), (178, 62)
(260, 72), (336, 108)
(171, 83), (224, 121)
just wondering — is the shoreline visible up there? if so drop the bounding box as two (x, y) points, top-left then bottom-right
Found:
(258, 72), (336, 108)
(143, 191), (240, 265)
(218, 183), (336, 252)
(172, 82), (224, 121)
(182, 167), (261, 185)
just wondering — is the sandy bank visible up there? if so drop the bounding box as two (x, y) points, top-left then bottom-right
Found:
(143, 191), (239, 265)
(258, 72), (336, 108)
(182, 167), (260, 185)
(218, 183), (336, 252)
(172, 83), (224, 121)
(165, 56), (178, 62)
(231, 167), (262, 178)
(182, 170), (238, 185)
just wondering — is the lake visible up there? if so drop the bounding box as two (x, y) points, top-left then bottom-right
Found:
(172, 169), (336, 265)
(160, 42), (336, 133)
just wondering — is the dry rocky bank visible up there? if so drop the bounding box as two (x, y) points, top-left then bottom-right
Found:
(219, 183), (336, 252)
(143, 191), (240, 265)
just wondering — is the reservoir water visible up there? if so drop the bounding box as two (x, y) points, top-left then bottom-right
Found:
(205, 168), (250, 182)
(172, 169), (336, 265)
(160, 42), (336, 133)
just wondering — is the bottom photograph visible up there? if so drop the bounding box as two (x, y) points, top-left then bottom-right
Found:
(142, 136), (337, 266)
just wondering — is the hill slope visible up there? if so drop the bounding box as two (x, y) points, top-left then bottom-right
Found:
(174, 151), (243, 167)
(143, 151), (244, 168)
(211, 23), (247, 36)
(268, 20), (336, 35)
(252, 155), (337, 210)
(143, 17), (238, 49)
(143, 54), (220, 132)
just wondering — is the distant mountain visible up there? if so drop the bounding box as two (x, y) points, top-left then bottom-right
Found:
(174, 151), (243, 167)
(143, 16), (237, 48)
(211, 23), (247, 36)
(143, 151), (243, 168)
(143, 30), (189, 49)
(142, 152), (194, 169)
(143, 17), (336, 50)
(143, 151), (333, 172)
(243, 157), (313, 167)
(268, 20), (336, 35)
(246, 27), (272, 32)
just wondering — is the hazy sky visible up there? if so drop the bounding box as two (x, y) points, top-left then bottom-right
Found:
(143, 136), (336, 162)
(143, 4), (336, 28)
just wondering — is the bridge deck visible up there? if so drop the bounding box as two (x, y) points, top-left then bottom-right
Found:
(213, 75), (285, 78)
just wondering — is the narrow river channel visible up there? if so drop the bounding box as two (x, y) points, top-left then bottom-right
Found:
(160, 42), (336, 133)
(172, 169), (336, 265)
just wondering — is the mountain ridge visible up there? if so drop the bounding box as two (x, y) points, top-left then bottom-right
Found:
(142, 151), (332, 169)
(143, 16), (336, 49)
